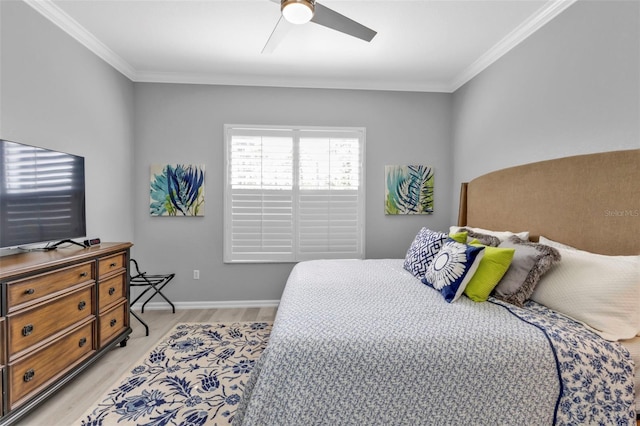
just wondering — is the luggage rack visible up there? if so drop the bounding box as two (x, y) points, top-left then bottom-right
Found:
(129, 258), (175, 336)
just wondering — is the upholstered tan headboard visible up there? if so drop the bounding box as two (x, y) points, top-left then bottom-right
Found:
(458, 149), (640, 255)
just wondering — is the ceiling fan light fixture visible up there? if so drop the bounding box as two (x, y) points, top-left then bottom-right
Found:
(281, 0), (315, 25)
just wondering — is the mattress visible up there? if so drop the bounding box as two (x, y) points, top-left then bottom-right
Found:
(237, 259), (635, 425)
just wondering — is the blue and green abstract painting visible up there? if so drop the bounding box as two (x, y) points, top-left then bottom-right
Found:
(150, 164), (205, 216)
(385, 165), (434, 215)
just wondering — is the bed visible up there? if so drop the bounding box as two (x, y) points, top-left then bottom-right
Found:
(236, 149), (640, 425)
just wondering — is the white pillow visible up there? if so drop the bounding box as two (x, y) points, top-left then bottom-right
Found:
(449, 226), (529, 242)
(531, 245), (640, 341)
(538, 236), (577, 250)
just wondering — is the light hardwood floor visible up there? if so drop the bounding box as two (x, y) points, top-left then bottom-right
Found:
(15, 308), (640, 426)
(16, 307), (278, 426)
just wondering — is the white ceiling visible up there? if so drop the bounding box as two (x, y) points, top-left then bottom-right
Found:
(27, 0), (577, 92)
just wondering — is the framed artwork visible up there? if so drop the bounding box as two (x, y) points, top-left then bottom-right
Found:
(385, 165), (434, 215)
(150, 164), (205, 216)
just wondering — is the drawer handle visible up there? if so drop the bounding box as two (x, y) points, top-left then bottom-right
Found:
(110, 262), (117, 268)
(79, 337), (87, 347)
(24, 288), (35, 295)
(78, 300), (87, 310)
(80, 271), (88, 278)
(108, 287), (116, 296)
(110, 318), (117, 327)
(22, 324), (34, 336)
(23, 369), (35, 382)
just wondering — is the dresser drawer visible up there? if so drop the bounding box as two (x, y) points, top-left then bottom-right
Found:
(7, 284), (95, 359)
(99, 273), (126, 312)
(0, 318), (7, 416)
(99, 301), (128, 347)
(0, 317), (5, 366)
(0, 367), (4, 415)
(98, 252), (127, 278)
(6, 262), (94, 313)
(8, 320), (95, 409)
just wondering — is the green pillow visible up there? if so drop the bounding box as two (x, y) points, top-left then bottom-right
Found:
(449, 231), (468, 244)
(464, 242), (515, 302)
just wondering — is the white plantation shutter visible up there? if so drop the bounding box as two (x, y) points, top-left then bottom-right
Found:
(224, 125), (365, 263)
(226, 129), (294, 262)
(297, 135), (361, 260)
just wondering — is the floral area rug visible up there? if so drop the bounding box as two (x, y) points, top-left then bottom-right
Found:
(77, 322), (272, 426)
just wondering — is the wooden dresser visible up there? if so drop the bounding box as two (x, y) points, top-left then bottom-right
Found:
(0, 242), (132, 425)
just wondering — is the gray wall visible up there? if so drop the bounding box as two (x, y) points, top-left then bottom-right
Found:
(2, 0), (637, 305)
(1, 1), (452, 305)
(133, 84), (453, 303)
(0, 1), (135, 244)
(451, 0), (640, 221)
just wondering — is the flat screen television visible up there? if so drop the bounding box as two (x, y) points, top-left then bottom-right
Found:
(0, 139), (86, 249)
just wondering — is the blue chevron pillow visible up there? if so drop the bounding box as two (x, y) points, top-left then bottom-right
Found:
(404, 228), (449, 279)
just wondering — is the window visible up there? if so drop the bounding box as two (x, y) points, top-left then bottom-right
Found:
(224, 125), (365, 263)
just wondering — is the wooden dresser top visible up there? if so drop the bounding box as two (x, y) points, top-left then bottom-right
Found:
(0, 242), (133, 280)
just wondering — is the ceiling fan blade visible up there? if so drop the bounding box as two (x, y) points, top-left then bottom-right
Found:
(311, 2), (376, 42)
(262, 16), (294, 54)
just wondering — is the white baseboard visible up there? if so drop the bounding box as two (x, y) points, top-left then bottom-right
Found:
(131, 299), (280, 311)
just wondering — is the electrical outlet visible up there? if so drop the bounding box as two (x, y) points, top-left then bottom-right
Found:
(193, 269), (200, 280)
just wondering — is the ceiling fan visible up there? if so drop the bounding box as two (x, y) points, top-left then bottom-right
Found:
(263, 0), (377, 53)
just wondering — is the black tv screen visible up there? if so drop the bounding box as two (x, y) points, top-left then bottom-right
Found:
(0, 140), (86, 249)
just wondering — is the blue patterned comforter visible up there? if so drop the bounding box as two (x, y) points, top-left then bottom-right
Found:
(236, 259), (635, 425)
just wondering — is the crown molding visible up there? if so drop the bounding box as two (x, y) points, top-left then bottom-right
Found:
(448, 0), (579, 92)
(23, 0), (137, 80)
(24, 0), (577, 93)
(135, 70), (452, 93)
